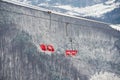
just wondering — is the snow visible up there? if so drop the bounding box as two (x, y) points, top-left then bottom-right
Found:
(1, 0), (111, 25)
(2, 0), (50, 12)
(54, 1), (120, 18)
(5, 0), (120, 19)
(105, 0), (116, 5)
(0, 0), (120, 80)
(8, 0), (31, 4)
(90, 71), (120, 80)
(110, 24), (120, 31)
(38, 3), (49, 7)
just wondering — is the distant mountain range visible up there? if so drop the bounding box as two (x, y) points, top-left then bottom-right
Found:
(10, 0), (120, 24)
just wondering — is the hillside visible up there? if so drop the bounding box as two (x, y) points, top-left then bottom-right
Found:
(9, 0), (120, 24)
(0, 0), (120, 80)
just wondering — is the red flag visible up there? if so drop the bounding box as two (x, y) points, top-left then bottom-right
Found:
(47, 45), (55, 52)
(40, 44), (47, 51)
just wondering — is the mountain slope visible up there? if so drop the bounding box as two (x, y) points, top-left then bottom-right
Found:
(0, 0), (120, 80)
(9, 0), (120, 24)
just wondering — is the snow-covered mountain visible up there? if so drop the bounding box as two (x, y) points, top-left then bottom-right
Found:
(0, 0), (120, 80)
(9, 0), (120, 24)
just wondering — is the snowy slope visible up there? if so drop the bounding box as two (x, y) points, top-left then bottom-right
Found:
(0, 0), (120, 80)
(110, 24), (120, 31)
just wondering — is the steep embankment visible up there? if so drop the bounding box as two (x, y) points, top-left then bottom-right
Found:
(0, 0), (120, 80)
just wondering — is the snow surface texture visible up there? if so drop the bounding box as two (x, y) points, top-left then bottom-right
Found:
(0, 0), (120, 80)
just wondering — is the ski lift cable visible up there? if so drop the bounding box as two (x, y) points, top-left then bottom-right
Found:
(47, 11), (52, 30)
(67, 23), (74, 50)
(65, 22), (78, 51)
(43, 11), (52, 39)
(65, 22), (69, 37)
(0, 8), (96, 27)
(64, 22), (80, 59)
(41, 11), (52, 51)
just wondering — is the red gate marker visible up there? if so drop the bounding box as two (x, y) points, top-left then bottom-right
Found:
(40, 44), (47, 51)
(47, 45), (55, 52)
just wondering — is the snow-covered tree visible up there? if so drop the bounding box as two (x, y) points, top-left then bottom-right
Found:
(90, 71), (120, 80)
